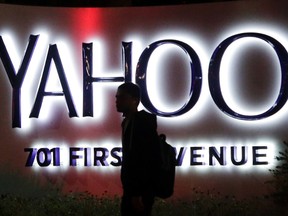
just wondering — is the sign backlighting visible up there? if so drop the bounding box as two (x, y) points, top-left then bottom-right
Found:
(0, 0), (287, 198)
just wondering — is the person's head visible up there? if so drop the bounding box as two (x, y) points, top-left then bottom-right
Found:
(115, 82), (141, 116)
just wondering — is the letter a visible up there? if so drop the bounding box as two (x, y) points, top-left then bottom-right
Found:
(30, 44), (78, 118)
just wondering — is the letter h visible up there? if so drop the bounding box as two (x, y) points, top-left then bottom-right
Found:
(82, 42), (132, 116)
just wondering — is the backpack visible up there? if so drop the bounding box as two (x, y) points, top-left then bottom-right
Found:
(154, 134), (176, 199)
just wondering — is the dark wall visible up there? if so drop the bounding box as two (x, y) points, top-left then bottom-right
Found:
(0, 0), (239, 7)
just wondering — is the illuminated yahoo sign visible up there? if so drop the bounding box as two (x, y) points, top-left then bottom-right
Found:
(1, 32), (288, 128)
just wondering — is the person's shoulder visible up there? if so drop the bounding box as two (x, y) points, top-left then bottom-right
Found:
(137, 110), (156, 119)
(135, 110), (157, 125)
(136, 110), (157, 129)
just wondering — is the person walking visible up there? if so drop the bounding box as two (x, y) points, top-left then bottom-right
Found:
(115, 82), (158, 216)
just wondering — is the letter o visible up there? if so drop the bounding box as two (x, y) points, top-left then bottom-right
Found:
(36, 148), (52, 167)
(136, 40), (202, 117)
(209, 33), (288, 120)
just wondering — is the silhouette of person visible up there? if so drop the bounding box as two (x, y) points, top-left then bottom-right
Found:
(116, 82), (158, 216)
